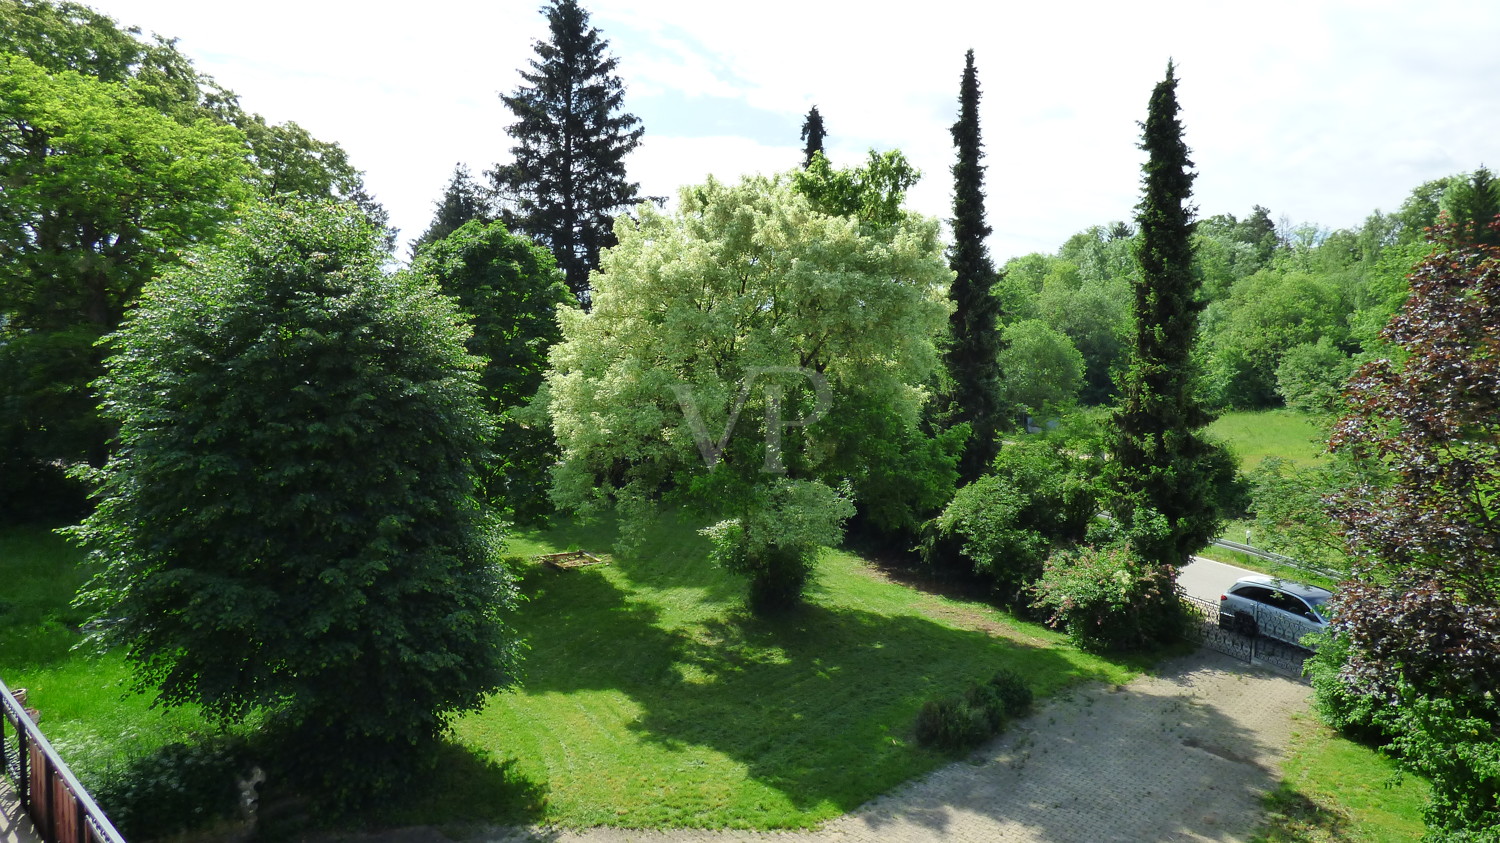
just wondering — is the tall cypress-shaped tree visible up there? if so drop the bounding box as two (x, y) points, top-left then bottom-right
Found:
(1109, 62), (1235, 566)
(944, 49), (1005, 482)
(800, 105), (826, 167)
(410, 163), (491, 255)
(489, 0), (644, 304)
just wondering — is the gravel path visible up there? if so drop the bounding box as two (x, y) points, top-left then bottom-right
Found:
(334, 649), (1310, 843)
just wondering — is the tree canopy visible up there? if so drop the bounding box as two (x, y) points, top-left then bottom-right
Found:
(72, 200), (520, 801)
(490, 0), (646, 304)
(410, 218), (573, 523)
(547, 170), (953, 607)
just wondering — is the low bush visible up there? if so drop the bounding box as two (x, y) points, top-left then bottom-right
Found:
(914, 670), (1034, 752)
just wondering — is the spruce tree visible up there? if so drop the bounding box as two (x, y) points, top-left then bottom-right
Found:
(944, 50), (1005, 483)
(800, 105), (826, 167)
(489, 0), (645, 305)
(1109, 62), (1236, 567)
(1445, 165), (1500, 246)
(411, 163), (491, 254)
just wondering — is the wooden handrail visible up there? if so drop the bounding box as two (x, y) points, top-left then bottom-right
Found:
(1, 675), (127, 843)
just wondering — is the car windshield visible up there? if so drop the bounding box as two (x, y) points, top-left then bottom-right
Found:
(1307, 596), (1332, 622)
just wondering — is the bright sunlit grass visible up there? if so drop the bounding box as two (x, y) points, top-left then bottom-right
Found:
(1208, 409), (1330, 471)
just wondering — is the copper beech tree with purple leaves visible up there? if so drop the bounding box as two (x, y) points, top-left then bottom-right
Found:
(1325, 220), (1500, 835)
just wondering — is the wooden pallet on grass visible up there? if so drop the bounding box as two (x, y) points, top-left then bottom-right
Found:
(536, 550), (609, 570)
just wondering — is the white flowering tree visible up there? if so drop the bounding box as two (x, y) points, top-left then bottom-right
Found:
(547, 167), (953, 611)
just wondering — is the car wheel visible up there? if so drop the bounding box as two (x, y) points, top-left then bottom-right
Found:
(1232, 612), (1258, 638)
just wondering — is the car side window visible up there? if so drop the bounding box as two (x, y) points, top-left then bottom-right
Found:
(1270, 591), (1316, 621)
(1235, 585), (1274, 604)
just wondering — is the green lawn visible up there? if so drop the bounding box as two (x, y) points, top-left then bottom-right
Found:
(1, 515), (1136, 831)
(1208, 409), (1330, 470)
(1251, 713), (1428, 842)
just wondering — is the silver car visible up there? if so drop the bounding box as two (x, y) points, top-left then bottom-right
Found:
(1217, 575), (1333, 649)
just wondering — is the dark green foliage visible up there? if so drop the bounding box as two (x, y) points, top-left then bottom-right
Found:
(91, 737), (251, 841)
(920, 425), (1103, 604)
(943, 50), (1006, 481)
(1031, 542), (1184, 652)
(410, 219), (573, 523)
(986, 668), (1034, 718)
(1108, 62), (1234, 567)
(1443, 164), (1500, 247)
(489, 0), (645, 303)
(799, 104), (826, 167)
(411, 163), (493, 255)
(71, 200), (521, 804)
(914, 670), (1032, 752)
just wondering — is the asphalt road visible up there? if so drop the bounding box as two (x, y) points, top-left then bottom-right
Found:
(1179, 556), (1261, 604)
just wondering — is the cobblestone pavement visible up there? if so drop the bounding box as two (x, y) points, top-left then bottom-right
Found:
(333, 649), (1310, 843)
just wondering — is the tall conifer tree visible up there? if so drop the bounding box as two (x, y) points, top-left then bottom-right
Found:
(1109, 62), (1234, 566)
(800, 105), (826, 167)
(411, 163), (491, 254)
(944, 50), (1005, 482)
(489, 0), (644, 304)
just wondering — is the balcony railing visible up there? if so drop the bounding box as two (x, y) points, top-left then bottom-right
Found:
(1, 676), (127, 843)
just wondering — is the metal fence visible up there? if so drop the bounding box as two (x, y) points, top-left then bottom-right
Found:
(2, 676), (127, 843)
(1179, 592), (1311, 678)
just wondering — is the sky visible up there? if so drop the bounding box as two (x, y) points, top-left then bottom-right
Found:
(85, 0), (1500, 263)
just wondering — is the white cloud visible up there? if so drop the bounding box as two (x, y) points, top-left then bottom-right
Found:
(79, 0), (1500, 264)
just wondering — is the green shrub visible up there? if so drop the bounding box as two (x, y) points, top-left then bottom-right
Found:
(1304, 631), (1388, 744)
(1029, 542), (1184, 652)
(92, 738), (251, 841)
(914, 670), (1034, 752)
(987, 668), (1034, 717)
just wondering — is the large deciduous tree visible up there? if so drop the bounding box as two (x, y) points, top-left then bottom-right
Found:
(943, 49), (1006, 481)
(0, 0), (394, 519)
(547, 169), (953, 611)
(489, 0), (645, 305)
(72, 200), (520, 802)
(1108, 62), (1235, 567)
(1322, 222), (1500, 836)
(410, 219), (573, 523)
(0, 52), (251, 520)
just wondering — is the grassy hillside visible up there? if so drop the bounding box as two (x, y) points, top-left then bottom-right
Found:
(1208, 409), (1330, 470)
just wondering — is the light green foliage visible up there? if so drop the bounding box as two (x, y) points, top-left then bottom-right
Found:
(1247, 456), (1353, 575)
(71, 200), (520, 802)
(791, 149), (921, 227)
(701, 478), (855, 612)
(410, 219), (573, 523)
(1030, 542), (1181, 652)
(0, 52), (252, 518)
(547, 171), (952, 607)
(1202, 268), (1349, 407)
(920, 416), (1105, 604)
(1275, 337), (1354, 413)
(997, 319), (1085, 412)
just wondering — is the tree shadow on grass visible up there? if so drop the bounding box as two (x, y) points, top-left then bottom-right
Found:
(370, 741), (549, 831)
(510, 557), (1125, 825)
